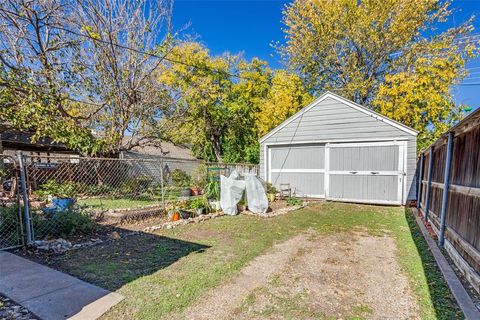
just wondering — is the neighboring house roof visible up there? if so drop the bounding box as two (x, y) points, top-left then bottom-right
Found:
(0, 130), (72, 152)
(122, 137), (195, 160)
(259, 91), (418, 143)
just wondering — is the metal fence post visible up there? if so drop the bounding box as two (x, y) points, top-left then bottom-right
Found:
(160, 158), (165, 208)
(17, 152), (32, 244)
(424, 146), (434, 222)
(417, 154), (424, 209)
(439, 132), (454, 247)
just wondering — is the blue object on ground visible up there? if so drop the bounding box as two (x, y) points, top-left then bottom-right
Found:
(42, 197), (76, 215)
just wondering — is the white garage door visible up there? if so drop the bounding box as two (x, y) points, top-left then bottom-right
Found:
(326, 142), (405, 205)
(269, 144), (325, 197)
(267, 141), (406, 204)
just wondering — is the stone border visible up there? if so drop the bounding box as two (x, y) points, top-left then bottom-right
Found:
(144, 213), (225, 232)
(0, 294), (37, 320)
(241, 204), (306, 218)
(412, 208), (480, 319)
(143, 204), (307, 232)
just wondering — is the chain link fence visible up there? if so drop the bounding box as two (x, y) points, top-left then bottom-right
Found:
(0, 154), (24, 249)
(15, 154), (257, 242)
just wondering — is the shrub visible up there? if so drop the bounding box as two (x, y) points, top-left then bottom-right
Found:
(286, 197), (302, 206)
(32, 209), (95, 239)
(0, 206), (20, 243)
(171, 169), (191, 188)
(266, 182), (277, 194)
(36, 180), (77, 199)
(205, 180), (220, 200)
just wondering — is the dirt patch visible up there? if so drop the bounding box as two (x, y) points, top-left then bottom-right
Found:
(177, 231), (419, 320)
(175, 232), (314, 320)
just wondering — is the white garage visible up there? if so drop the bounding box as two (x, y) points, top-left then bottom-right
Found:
(259, 92), (418, 205)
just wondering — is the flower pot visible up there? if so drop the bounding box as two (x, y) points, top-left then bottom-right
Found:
(267, 193), (275, 203)
(209, 200), (221, 211)
(237, 204), (247, 212)
(172, 211), (180, 221)
(196, 208), (206, 216)
(190, 187), (201, 196)
(179, 209), (191, 219)
(181, 188), (192, 197)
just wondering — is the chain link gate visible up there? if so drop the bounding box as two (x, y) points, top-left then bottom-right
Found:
(0, 154), (25, 250)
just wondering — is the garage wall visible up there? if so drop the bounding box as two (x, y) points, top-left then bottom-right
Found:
(259, 94), (417, 201)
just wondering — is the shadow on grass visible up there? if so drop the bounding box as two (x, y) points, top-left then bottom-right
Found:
(404, 208), (463, 320)
(18, 224), (209, 292)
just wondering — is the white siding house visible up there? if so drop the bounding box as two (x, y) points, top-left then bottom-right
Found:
(259, 91), (418, 205)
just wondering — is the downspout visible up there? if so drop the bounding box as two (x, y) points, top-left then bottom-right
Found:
(439, 132), (454, 247)
(424, 146), (434, 222)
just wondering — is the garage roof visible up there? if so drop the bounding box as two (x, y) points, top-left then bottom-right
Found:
(259, 91), (418, 143)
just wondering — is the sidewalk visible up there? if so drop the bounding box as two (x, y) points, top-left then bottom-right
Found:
(0, 251), (123, 320)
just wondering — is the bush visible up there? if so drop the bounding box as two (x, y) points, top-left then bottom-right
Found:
(286, 197), (302, 206)
(32, 209), (95, 239)
(36, 180), (77, 199)
(171, 169), (191, 188)
(0, 206), (20, 244)
(205, 180), (220, 200)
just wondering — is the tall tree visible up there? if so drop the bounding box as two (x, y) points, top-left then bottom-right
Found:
(74, 0), (175, 155)
(279, 0), (475, 106)
(0, 0), (175, 155)
(0, 0), (99, 153)
(374, 37), (474, 149)
(158, 42), (272, 162)
(256, 70), (312, 137)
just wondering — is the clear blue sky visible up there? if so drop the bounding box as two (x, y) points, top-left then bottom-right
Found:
(172, 0), (480, 110)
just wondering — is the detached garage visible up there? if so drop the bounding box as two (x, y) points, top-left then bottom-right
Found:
(259, 91), (418, 205)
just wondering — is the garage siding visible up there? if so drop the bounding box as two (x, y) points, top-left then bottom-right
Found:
(270, 145), (324, 169)
(259, 95), (418, 201)
(270, 172), (325, 197)
(329, 145), (399, 171)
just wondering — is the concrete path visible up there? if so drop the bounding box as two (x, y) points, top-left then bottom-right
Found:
(0, 251), (123, 320)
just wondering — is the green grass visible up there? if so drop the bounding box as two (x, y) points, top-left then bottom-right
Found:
(42, 202), (461, 319)
(77, 198), (159, 210)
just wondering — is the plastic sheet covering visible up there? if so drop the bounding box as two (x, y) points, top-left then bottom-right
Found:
(244, 174), (268, 213)
(220, 171), (246, 215)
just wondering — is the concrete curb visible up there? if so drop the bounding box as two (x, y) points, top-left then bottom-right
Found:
(412, 208), (479, 319)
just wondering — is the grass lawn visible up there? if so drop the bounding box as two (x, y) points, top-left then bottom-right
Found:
(42, 202), (461, 319)
(77, 198), (160, 210)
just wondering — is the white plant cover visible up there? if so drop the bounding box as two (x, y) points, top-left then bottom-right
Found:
(220, 171), (246, 215)
(244, 174), (268, 213)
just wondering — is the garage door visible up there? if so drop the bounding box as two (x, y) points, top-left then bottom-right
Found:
(269, 144), (325, 197)
(326, 142), (405, 205)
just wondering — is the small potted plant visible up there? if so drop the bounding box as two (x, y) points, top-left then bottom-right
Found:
(190, 196), (207, 216)
(266, 183), (277, 203)
(205, 180), (220, 210)
(237, 198), (247, 212)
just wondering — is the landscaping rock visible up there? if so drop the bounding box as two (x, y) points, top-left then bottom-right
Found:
(242, 203), (306, 218)
(143, 213), (224, 232)
(0, 295), (37, 320)
(31, 237), (104, 253)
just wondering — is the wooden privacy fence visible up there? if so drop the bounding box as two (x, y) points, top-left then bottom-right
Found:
(417, 108), (480, 293)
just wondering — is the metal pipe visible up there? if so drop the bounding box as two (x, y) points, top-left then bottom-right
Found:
(17, 152), (32, 244)
(417, 154), (424, 209)
(424, 146), (434, 222)
(439, 132), (454, 247)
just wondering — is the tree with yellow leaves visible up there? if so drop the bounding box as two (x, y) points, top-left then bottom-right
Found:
(256, 70), (312, 137)
(279, 0), (476, 106)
